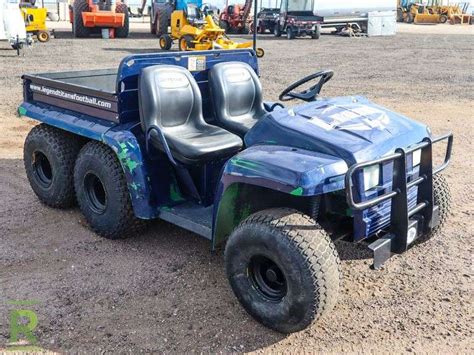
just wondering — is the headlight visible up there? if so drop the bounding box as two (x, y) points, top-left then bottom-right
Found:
(412, 149), (421, 167)
(363, 165), (380, 191)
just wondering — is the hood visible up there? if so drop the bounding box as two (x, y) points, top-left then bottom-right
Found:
(245, 96), (431, 165)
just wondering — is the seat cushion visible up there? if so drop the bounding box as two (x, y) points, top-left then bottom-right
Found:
(150, 125), (242, 165)
(164, 125), (243, 164)
(209, 62), (267, 138)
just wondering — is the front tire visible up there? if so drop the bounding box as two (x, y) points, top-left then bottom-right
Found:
(24, 124), (83, 208)
(159, 34), (172, 50)
(178, 35), (194, 51)
(225, 208), (341, 333)
(418, 174), (451, 242)
(37, 31), (50, 42)
(149, 6), (156, 34)
(74, 141), (144, 239)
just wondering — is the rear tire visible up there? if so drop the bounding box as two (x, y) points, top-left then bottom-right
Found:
(225, 208), (341, 333)
(24, 124), (83, 208)
(239, 24), (249, 34)
(115, 2), (130, 38)
(72, 0), (90, 38)
(157, 8), (169, 36)
(311, 25), (321, 39)
(287, 26), (295, 39)
(219, 20), (229, 32)
(74, 141), (144, 239)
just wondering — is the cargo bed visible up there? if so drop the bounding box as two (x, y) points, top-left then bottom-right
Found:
(22, 69), (120, 122)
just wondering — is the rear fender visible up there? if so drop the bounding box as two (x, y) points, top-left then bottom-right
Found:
(102, 125), (161, 219)
(212, 145), (348, 247)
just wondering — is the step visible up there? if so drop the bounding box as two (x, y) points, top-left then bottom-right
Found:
(158, 202), (213, 240)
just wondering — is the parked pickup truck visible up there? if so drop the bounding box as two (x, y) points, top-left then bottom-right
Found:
(19, 49), (452, 333)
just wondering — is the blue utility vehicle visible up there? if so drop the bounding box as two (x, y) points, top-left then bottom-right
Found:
(19, 49), (452, 333)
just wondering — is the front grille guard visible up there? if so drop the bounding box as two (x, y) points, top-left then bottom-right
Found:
(344, 133), (453, 268)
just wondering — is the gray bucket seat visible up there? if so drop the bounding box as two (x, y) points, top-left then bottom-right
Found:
(209, 62), (267, 138)
(139, 65), (243, 165)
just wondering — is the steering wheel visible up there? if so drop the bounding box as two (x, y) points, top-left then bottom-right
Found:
(279, 70), (334, 102)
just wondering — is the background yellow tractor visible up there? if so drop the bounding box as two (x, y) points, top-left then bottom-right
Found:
(20, 0), (50, 42)
(412, 4), (442, 24)
(397, 0), (471, 25)
(158, 4), (263, 57)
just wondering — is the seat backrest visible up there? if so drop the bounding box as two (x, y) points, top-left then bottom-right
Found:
(185, 4), (202, 24)
(139, 65), (204, 132)
(209, 62), (266, 137)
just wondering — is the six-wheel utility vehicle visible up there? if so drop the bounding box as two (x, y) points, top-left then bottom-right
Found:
(20, 49), (452, 333)
(274, 0), (322, 39)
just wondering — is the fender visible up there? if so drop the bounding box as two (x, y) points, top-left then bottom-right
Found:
(102, 125), (160, 219)
(212, 145), (348, 246)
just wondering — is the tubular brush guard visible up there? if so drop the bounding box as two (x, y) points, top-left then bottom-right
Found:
(345, 133), (453, 269)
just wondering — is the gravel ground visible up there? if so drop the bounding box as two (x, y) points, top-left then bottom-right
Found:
(0, 23), (473, 353)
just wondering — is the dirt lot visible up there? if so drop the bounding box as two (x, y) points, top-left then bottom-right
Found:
(0, 23), (473, 353)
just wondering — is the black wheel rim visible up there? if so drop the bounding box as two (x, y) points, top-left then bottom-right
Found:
(84, 172), (107, 214)
(32, 151), (53, 188)
(248, 255), (287, 301)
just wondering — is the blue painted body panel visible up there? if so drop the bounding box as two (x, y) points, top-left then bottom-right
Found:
(245, 96), (430, 166)
(20, 102), (115, 141)
(219, 145), (348, 196)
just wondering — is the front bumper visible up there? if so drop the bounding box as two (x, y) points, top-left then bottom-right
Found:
(345, 133), (453, 269)
(289, 24), (321, 36)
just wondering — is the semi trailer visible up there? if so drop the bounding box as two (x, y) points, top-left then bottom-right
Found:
(260, 0), (396, 32)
